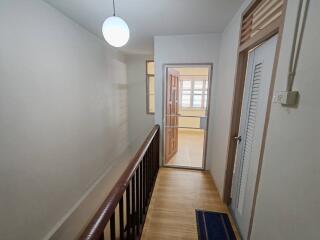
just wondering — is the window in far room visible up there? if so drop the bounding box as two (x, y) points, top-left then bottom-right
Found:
(180, 79), (208, 109)
(146, 60), (155, 114)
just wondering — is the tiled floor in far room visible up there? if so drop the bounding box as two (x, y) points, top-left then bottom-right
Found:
(166, 129), (204, 168)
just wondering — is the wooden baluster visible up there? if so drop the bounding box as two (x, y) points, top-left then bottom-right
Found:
(131, 174), (136, 238)
(157, 131), (160, 171)
(150, 147), (152, 196)
(140, 161), (143, 224)
(154, 137), (157, 173)
(154, 134), (157, 172)
(151, 140), (155, 183)
(150, 143), (153, 186)
(136, 166), (140, 234)
(155, 136), (158, 176)
(99, 233), (104, 240)
(146, 150), (149, 202)
(143, 156), (147, 214)
(154, 135), (156, 173)
(110, 212), (115, 240)
(126, 184), (131, 239)
(146, 151), (149, 207)
(140, 159), (144, 219)
(119, 196), (124, 240)
(148, 148), (151, 199)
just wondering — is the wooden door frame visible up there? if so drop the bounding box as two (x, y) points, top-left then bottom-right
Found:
(223, 0), (288, 237)
(162, 63), (213, 171)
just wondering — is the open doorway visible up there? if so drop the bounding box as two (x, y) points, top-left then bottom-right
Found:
(163, 64), (212, 169)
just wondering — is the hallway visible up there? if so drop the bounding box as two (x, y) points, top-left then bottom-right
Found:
(2, 1), (318, 239)
(141, 168), (240, 239)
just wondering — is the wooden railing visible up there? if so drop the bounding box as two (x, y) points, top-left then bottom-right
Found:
(79, 125), (160, 240)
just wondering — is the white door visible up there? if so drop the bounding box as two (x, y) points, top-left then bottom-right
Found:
(231, 35), (278, 239)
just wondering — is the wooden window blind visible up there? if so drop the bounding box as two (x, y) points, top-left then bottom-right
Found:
(240, 0), (284, 46)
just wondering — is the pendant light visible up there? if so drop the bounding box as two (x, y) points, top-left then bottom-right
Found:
(102, 0), (130, 47)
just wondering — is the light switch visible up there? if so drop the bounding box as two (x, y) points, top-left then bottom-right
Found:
(273, 91), (299, 106)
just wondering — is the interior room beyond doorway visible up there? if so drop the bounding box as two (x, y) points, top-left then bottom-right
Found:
(164, 65), (211, 169)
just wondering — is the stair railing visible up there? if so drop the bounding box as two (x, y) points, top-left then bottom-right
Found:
(79, 125), (160, 240)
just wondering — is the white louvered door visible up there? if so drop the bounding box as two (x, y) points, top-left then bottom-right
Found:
(231, 35), (278, 239)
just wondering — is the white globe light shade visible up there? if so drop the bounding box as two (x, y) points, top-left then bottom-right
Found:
(102, 16), (130, 47)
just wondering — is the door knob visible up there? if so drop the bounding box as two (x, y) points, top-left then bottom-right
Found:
(234, 136), (242, 142)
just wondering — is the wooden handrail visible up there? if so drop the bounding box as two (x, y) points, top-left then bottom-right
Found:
(79, 125), (160, 240)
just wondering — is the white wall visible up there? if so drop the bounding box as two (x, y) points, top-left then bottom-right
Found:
(208, 0), (251, 196)
(251, 0), (320, 239)
(154, 34), (221, 169)
(0, 0), (130, 239)
(126, 54), (155, 143)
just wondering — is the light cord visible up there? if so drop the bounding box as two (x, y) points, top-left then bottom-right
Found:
(113, 0), (116, 16)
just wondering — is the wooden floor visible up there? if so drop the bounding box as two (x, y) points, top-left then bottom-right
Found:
(141, 168), (240, 239)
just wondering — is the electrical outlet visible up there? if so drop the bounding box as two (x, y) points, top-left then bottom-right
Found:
(273, 91), (299, 106)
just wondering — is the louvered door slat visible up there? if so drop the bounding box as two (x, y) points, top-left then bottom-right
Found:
(237, 62), (263, 212)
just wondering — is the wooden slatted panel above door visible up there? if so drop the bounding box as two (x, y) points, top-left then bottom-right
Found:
(240, 0), (284, 46)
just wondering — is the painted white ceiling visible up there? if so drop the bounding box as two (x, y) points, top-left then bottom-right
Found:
(44, 0), (244, 54)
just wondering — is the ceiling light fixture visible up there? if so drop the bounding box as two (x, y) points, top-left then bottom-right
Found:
(102, 0), (130, 47)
